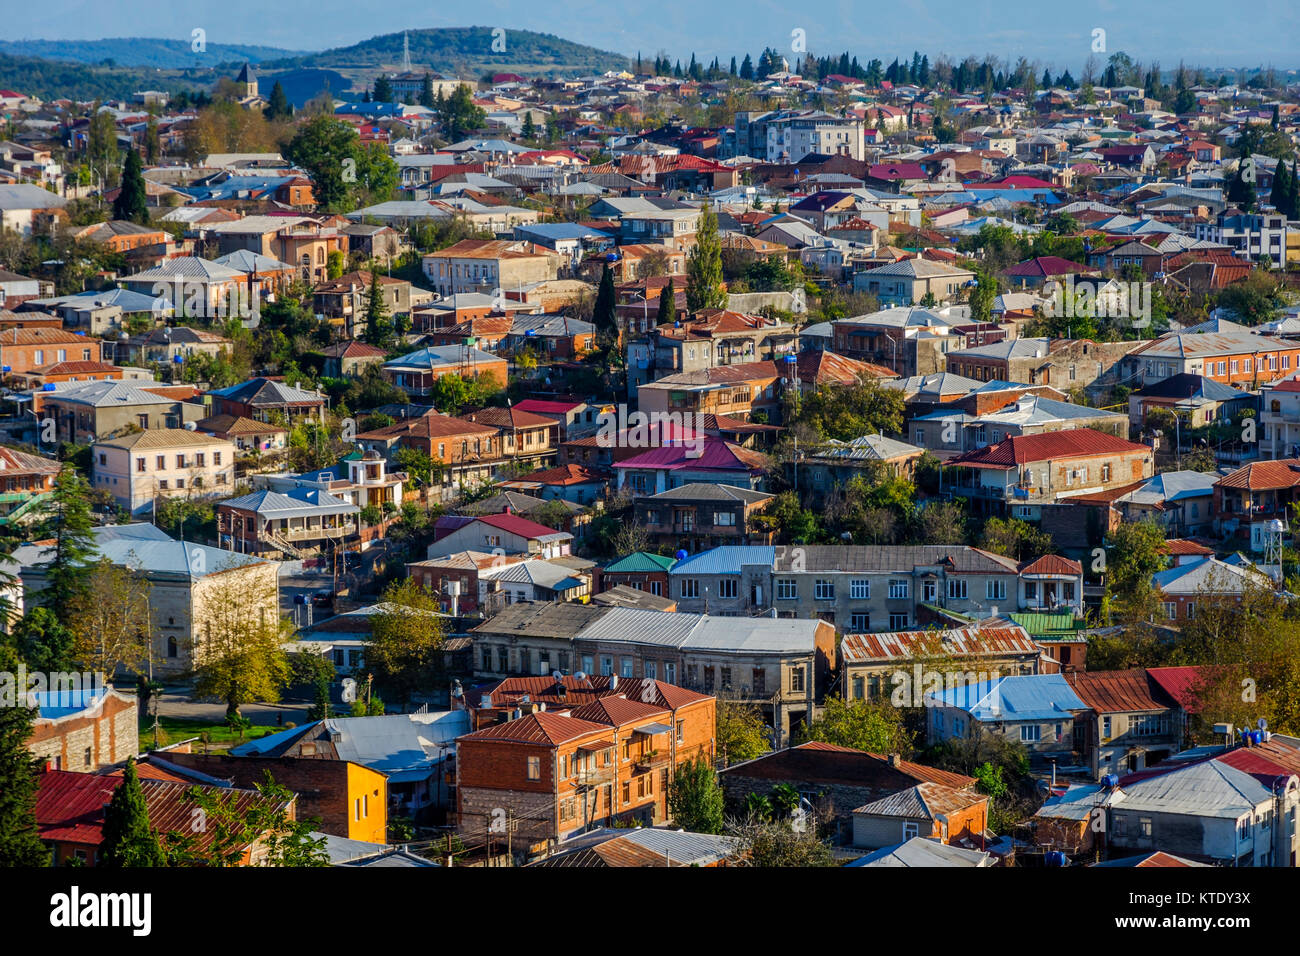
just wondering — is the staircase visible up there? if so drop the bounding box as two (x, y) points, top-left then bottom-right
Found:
(262, 528), (305, 560)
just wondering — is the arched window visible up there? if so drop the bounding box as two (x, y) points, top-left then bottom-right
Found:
(167, 637), (178, 658)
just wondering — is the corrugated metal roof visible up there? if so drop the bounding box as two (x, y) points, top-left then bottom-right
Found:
(841, 622), (1038, 664)
(1066, 669), (1176, 714)
(853, 781), (987, 819)
(846, 836), (992, 867)
(927, 674), (1088, 720)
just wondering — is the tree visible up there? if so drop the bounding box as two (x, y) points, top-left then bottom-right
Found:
(366, 578), (446, 707)
(0, 647), (48, 866)
(283, 116), (399, 214)
(655, 277), (675, 325)
(144, 117), (160, 165)
(437, 84), (486, 141)
(793, 375), (905, 441)
(798, 696), (913, 754)
(592, 263), (616, 335)
(100, 757), (165, 867)
(717, 697), (771, 766)
(419, 73), (436, 109)
(191, 565), (292, 719)
(7, 607), (76, 674)
(67, 556), (152, 679)
(394, 445), (441, 488)
(362, 269), (394, 347)
(1227, 160), (1258, 212)
(730, 819), (836, 867)
(912, 499), (968, 545)
(978, 517), (1053, 563)
(521, 111), (536, 141)
(112, 147), (149, 225)
(265, 81), (292, 121)
(165, 774), (328, 867)
(372, 74), (394, 103)
(686, 201), (726, 312)
(37, 465), (98, 624)
(667, 757), (724, 833)
(1105, 518), (1168, 620)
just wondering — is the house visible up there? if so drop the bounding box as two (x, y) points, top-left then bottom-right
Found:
(1213, 458), (1300, 550)
(1121, 319), (1300, 389)
(320, 341), (389, 378)
(1128, 373), (1253, 430)
(92, 428), (237, 516)
(428, 512), (573, 560)
(421, 239), (560, 298)
(796, 434), (926, 505)
(35, 770), (293, 866)
(1092, 471), (1218, 539)
(407, 550), (526, 616)
(634, 483), (774, 551)
(455, 678), (715, 844)
(614, 440), (769, 496)
(1194, 209), (1289, 268)
(496, 463), (607, 505)
(13, 523), (278, 675)
(206, 378), (325, 424)
(381, 345), (508, 394)
(595, 551), (677, 598)
(355, 411), (503, 497)
(841, 620), (1049, 705)
(194, 414), (289, 457)
(1002, 255), (1096, 289)
(1065, 669), (1185, 778)
(27, 686), (138, 773)
(0, 183), (68, 235)
(850, 781), (990, 850)
(911, 395), (1128, 456)
(1259, 374), (1300, 460)
(851, 258), (975, 306)
(459, 405), (559, 471)
(229, 710), (469, 822)
(119, 257), (249, 320)
(718, 741), (977, 838)
(313, 271), (414, 339)
(70, 220), (170, 255)
(945, 338), (1136, 390)
(159, 752), (388, 843)
(925, 673), (1090, 769)
(40, 381), (206, 442)
(208, 216), (346, 283)
(0, 327), (102, 376)
(122, 327), (233, 366)
(0, 445), (59, 525)
(945, 428), (1155, 519)
(636, 361), (785, 423)
(216, 486), (361, 558)
(846, 836), (994, 867)
(1152, 556), (1273, 620)
(528, 826), (739, 867)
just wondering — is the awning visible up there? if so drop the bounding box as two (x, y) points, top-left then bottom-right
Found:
(633, 722), (674, 737)
(577, 741), (612, 753)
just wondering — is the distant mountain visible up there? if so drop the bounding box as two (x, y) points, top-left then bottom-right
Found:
(0, 37), (304, 69)
(263, 26), (629, 77)
(0, 52), (211, 102)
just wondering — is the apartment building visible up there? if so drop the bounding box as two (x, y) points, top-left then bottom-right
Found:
(421, 239), (560, 298)
(1122, 319), (1300, 389)
(1194, 210), (1289, 268)
(945, 337), (1136, 390)
(455, 676), (715, 847)
(92, 428), (237, 516)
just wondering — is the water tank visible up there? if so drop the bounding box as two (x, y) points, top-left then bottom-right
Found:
(675, 549), (688, 561)
(1044, 851), (1067, 867)
(1101, 774), (1119, 789)
(1251, 730), (1263, 745)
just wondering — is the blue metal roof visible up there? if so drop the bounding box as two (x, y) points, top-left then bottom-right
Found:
(927, 674), (1087, 721)
(668, 546), (776, 576)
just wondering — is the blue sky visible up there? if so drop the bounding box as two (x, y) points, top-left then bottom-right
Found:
(5, 0), (1298, 71)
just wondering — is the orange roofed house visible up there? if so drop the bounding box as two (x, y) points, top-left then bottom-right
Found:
(421, 239), (561, 299)
(946, 428), (1154, 519)
(455, 675), (715, 849)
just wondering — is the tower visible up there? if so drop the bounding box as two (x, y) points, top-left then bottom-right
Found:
(236, 62), (258, 100)
(402, 31), (412, 74)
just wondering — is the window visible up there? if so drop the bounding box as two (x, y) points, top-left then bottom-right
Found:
(645, 661), (657, 680)
(681, 578), (700, 599)
(903, 822), (919, 840)
(156, 455), (165, 469)
(947, 579), (967, 600)
(84, 747), (92, 767)
(136, 457), (146, 473)
(713, 511), (736, 526)
(621, 658), (634, 678)
(889, 579), (909, 599)
(814, 579), (835, 600)
(1102, 716), (1112, 740)
(676, 720), (684, 744)
(526, 756), (541, 780)
(1186, 601), (1196, 620)
(213, 452), (222, 465)
(850, 579), (869, 599)
(1025, 582), (1038, 601)
(776, 579), (797, 600)
(1238, 816), (1251, 840)
(1139, 818), (1153, 839)
(717, 579), (737, 599)
(986, 579), (1006, 601)
(1020, 725), (1041, 742)
(600, 656), (613, 675)
(790, 667), (806, 693)
(850, 612), (869, 632)
(852, 676), (864, 699)
(889, 613), (909, 629)
(1163, 602), (1177, 620)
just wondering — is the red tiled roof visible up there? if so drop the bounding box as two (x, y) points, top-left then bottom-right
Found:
(504, 463), (604, 486)
(515, 399), (583, 415)
(1215, 459), (1300, 491)
(1162, 539), (1215, 556)
(459, 711), (612, 745)
(569, 695), (668, 726)
(1019, 554), (1083, 576)
(474, 512), (567, 539)
(948, 428), (1150, 467)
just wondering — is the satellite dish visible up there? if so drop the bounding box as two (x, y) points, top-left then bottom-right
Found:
(552, 670), (563, 681)
(574, 671), (587, 681)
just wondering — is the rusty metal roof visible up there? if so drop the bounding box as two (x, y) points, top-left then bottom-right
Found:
(841, 622), (1039, 664)
(1065, 669), (1177, 714)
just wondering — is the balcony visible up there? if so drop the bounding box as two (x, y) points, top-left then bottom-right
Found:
(633, 750), (670, 773)
(575, 764), (615, 787)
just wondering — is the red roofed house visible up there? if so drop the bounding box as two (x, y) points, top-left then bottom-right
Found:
(427, 512), (573, 560)
(455, 677), (715, 846)
(1003, 256), (1096, 289)
(614, 439), (769, 496)
(497, 463), (608, 505)
(459, 405), (559, 471)
(1212, 458), (1300, 549)
(947, 428), (1155, 518)
(1065, 669), (1185, 777)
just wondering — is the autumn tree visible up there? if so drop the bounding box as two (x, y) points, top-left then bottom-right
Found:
(165, 775), (328, 867)
(716, 696), (772, 766)
(798, 696), (914, 755)
(67, 556), (152, 679)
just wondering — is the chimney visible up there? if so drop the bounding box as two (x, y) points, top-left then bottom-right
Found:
(887, 753), (901, 767)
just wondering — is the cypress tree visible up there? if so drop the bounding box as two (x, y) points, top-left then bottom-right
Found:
(112, 148), (149, 224)
(656, 277), (675, 325)
(1273, 160), (1291, 216)
(40, 466), (97, 624)
(100, 757), (165, 867)
(373, 74), (393, 103)
(363, 269), (393, 347)
(267, 81), (292, 120)
(686, 201), (726, 313)
(521, 112), (536, 142)
(419, 73), (435, 109)
(0, 647), (48, 866)
(592, 264), (617, 335)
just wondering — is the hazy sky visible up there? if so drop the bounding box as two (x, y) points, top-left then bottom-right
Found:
(5, 0), (1298, 71)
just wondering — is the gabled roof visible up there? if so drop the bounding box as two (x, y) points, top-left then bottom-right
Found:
(948, 428), (1150, 467)
(927, 674), (1088, 720)
(852, 780), (988, 819)
(1066, 669), (1178, 714)
(1215, 458), (1300, 491)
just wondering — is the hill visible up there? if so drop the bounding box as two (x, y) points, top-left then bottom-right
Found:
(0, 52), (214, 102)
(0, 37), (304, 69)
(263, 26), (629, 77)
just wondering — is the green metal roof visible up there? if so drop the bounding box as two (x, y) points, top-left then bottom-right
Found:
(1008, 610), (1088, 641)
(603, 551), (677, 574)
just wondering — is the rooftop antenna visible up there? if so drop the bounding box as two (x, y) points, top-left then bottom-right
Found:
(402, 31), (412, 74)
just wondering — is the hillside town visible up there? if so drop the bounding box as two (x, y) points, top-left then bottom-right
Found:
(3, 18), (1300, 886)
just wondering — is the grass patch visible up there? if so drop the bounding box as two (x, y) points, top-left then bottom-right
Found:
(141, 716), (284, 751)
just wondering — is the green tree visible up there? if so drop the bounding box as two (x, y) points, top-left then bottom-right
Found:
(592, 263), (617, 337)
(437, 84), (486, 141)
(798, 696), (913, 754)
(716, 697), (771, 766)
(731, 819), (836, 866)
(394, 445), (441, 488)
(372, 75), (394, 103)
(667, 757), (725, 833)
(283, 116), (399, 213)
(419, 73), (436, 109)
(362, 269), (394, 347)
(100, 757), (165, 867)
(655, 277), (675, 325)
(112, 147), (149, 225)
(144, 117), (160, 165)
(0, 646), (48, 866)
(191, 566), (292, 718)
(977, 517), (1053, 563)
(7, 607), (76, 674)
(521, 112), (536, 141)
(794, 375), (905, 441)
(266, 81), (292, 120)
(1105, 518), (1168, 620)
(366, 578), (446, 707)
(685, 200), (726, 312)
(37, 466), (98, 624)
(166, 774), (328, 866)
